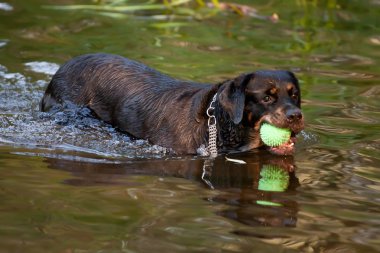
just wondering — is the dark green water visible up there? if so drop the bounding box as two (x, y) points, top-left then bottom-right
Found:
(1, 0), (379, 252)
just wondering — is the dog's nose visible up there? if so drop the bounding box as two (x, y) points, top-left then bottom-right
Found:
(286, 109), (303, 122)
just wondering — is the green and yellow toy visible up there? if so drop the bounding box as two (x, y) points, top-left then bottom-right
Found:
(260, 123), (291, 147)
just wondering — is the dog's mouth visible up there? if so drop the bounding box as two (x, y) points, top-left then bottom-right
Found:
(266, 135), (296, 156)
(255, 119), (298, 155)
(254, 114), (303, 156)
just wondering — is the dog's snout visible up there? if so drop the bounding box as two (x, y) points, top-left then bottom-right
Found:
(286, 109), (303, 122)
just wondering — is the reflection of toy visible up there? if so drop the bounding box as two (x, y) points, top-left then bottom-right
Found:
(260, 123), (291, 147)
(258, 165), (289, 192)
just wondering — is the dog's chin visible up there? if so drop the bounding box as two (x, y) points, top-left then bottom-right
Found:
(266, 136), (296, 156)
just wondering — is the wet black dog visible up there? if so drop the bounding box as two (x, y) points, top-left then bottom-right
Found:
(40, 53), (304, 155)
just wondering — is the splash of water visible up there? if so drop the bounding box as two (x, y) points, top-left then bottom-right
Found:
(0, 65), (170, 159)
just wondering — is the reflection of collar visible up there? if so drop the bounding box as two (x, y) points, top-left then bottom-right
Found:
(201, 159), (215, 190)
(206, 93), (218, 158)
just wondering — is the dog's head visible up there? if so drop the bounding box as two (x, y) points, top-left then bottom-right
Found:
(217, 70), (304, 155)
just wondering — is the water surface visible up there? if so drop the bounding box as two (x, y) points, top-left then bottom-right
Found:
(0, 0), (379, 252)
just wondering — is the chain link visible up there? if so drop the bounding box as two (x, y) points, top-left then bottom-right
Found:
(207, 93), (218, 158)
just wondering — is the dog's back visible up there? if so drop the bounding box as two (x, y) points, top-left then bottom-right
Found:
(40, 53), (214, 153)
(41, 53), (167, 112)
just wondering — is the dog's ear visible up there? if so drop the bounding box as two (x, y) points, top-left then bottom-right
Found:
(218, 73), (253, 124)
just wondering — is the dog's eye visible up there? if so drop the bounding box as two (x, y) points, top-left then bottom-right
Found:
(262, 96), (271, 103)
(291, 94), (298, 100)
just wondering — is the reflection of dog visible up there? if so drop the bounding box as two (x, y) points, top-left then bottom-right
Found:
(45, 152), (299, 228)
(40, 53), (304, 155)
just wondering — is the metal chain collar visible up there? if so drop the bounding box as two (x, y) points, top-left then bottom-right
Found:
(206, 93), (218, 158)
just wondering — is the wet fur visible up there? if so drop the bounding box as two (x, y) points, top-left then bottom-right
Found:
(40, 53), (303, 155)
